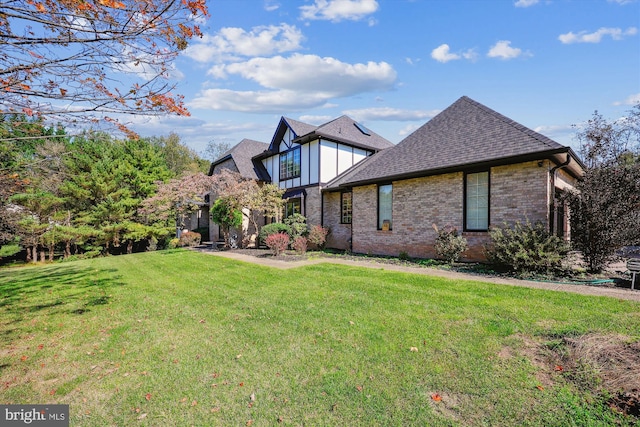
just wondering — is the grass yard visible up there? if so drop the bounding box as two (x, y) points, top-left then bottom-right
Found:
(1, 250), (639, 426)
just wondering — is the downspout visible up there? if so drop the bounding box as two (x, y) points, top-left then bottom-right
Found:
(549, 153), (571, 235)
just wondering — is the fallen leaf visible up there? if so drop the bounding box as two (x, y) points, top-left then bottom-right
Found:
(536, 385), (544, 391)
(554, 365), (563, 372)
(277, 416), (284, 423)
(250, 393), (255, 401)
(211, 407), (220, 413)
(145, 393), (152, 401)
(236, 354), (242, 359)
(137, 413), (147, 420)
(410, 347), (418, 352)
(180, 397), (187, 403)
(246, 420), (253, 426)
(349, 321), (355, 325)
(37, 344), (44, 350)
(191, 400), (197, 406)
(431, 393), (442, 402)
(20, 355), (28, 362)
(238, 382), (244, 387)
(356, 385), (363, 392)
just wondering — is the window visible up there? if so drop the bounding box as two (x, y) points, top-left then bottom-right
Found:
(341, 192), (352, 224)
(279, 147), (301, 180)
(465, 171), (489, 231)
(378, 184), (392, 230)
(285, 197), (301, 218)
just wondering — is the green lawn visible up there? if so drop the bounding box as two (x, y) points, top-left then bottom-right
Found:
(1, 250), (639, 426)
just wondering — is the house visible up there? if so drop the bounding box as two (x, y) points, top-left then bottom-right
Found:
(321, 96), (585, 260)
(252, 115), (395, 227)
(206, 138), (270, 243)
(206, 116), (395, 246)
(208, 96), (584, 260)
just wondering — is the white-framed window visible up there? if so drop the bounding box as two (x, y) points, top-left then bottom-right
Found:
(279, 147), (301, 180)
(465, 171), (489, 231)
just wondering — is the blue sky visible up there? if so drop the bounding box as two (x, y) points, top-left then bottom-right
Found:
(128, 0), (640, 156)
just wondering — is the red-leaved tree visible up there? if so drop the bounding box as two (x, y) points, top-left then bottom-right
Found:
(0, 0), (208, 136)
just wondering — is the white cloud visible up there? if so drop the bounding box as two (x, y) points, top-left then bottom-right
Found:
(211, 53), (396, 95)
(514, 0), (539, 7)
(431, 44), (460, 63)
(183, 24), (304, 62)
(298, 114), (334, 124)
(431, 44), (478, 63)
(607, 0), (637, 4)
(342, 107), (439, 121)
(264, 0), (280, 11)
(300, 0), (379, 22)
(189, 88), (331, 113)
(558, 27), (638, 44)
(613, 93), (640, 105)
(398, 124), (421, 137)
(487, 40), (529, 59)
(192, 54), (396, 113)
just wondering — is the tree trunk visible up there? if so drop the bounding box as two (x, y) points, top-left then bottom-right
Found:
(49, 243), (54, 261)
(32, 246), (37, 262)
(127, 240), (133, 254)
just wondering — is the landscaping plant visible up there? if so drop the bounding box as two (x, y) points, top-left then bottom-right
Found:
(264, 232), (289, 256)
(307, 225), (329, 249)
(433, 224), (468, 264)
(485, 220), (569, 273)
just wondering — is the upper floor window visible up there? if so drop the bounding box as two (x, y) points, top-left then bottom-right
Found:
(378, 184), (392, 230)
(279, 147), (301, 180)
(341, 192), (352, 224)
(465, 171), (489, 231)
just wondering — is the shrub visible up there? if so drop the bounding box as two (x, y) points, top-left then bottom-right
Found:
(178, 231), (201, 247)
(485, 221), (569, 273)
(265, 232), (289, 256)
(258, 223), (291, 246)
(433, 224), (468, 264)
(284, 214), (308, 239)
(398, 251), (411, 261)
(292, 236), (308, 255)
(307, 225), (329, 249)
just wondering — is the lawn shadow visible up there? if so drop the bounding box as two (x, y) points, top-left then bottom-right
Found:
(0, 264), (125, 317)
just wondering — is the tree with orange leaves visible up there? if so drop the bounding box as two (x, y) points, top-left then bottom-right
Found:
(0, 0), (208, 136)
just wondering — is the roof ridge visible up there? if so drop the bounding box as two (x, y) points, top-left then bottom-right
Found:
(460, 96), (561, 149)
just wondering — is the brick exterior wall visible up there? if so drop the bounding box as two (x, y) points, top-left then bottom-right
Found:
(322, 191), (351, 250)
(331, 160), (556, 261)
(304, 185), (322, 227)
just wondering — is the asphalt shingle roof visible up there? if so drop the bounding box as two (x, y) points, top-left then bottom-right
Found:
(310, 115), (395, 151)
(209, 138), (269, 180)
(327, 96), (571, 188)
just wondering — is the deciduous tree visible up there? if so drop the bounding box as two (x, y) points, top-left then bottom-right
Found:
(0, 0), (208, 135)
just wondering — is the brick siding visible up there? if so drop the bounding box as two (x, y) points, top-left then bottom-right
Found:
(330, 160), (554, 261)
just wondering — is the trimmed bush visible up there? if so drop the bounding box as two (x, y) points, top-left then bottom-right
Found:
(284, 214), (308, 239)
(178, 231), (201, 247)
(258, 223), (291, 246)
(292, 236), (308, 255)
(307, 225), (329, 249)
(433, 224), (467, 264)
(265, 232), (289, 256)
(485, 221), (569, 273)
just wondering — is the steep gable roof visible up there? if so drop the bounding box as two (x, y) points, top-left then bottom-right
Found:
(303, 115), (394, 151)
(327, 96), (582, 189)
(258, 115), (394, 159)
(208, 138), (270, 181)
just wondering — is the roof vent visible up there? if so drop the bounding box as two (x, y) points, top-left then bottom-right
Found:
(354, 122), (371, 136)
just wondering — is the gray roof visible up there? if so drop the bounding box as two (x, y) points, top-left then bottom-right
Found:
(258, 115), (394, 159)
(305, 115), (394, 151)
(326, 96), (581, 189)
(208, 138), (269, 180)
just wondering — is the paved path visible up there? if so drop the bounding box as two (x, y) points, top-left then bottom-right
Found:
(195, 249), (640, 303)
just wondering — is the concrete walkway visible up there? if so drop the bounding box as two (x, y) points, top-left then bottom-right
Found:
(195, 249), (640, 303)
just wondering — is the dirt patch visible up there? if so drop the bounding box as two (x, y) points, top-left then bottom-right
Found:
(503, 333), (640, 418)
(559, 333), (640, 417)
